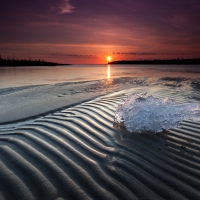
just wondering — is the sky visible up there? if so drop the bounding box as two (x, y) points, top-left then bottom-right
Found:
(0, 0), (200, 64)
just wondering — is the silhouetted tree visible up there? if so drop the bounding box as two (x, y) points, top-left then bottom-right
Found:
(109, 58), (200, 65)
(0, 56), (70, 66)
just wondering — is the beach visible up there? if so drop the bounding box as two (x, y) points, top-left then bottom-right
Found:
(1, 75), (200, 199)
(2, 0), (200, 197)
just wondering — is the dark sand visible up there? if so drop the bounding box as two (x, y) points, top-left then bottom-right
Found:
(0, 77), (200, 199)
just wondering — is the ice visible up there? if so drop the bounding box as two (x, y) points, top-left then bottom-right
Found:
(114, 93), (200, 133)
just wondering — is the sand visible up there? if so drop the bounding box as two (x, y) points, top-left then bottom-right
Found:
(0, 77), (200, 199)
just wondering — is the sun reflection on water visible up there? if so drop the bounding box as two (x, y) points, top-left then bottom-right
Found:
(107, 64), (110, 79)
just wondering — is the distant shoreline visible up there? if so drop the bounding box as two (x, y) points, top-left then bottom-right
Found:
(109, 58), (200, 65)
(0, 58), (70, 66)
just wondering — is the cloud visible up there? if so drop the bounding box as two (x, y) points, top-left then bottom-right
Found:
(112, 52), (158, 55)
(112, 52), (190, 56)
(50, 53), (96, 58)
(160, 16), (186, 29)
(59, 0), (75, 14)
(189, 0), (200, 10)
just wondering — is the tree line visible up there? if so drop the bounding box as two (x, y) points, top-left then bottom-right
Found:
(0, 55), (68, 66)
(109, 58), (200, 65)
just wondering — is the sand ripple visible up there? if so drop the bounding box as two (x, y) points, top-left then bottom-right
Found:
(1, 92), (200, 199)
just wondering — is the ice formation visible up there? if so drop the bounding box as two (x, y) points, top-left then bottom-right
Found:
(114, 93), (200, 133)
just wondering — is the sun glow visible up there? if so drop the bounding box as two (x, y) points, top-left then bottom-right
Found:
(107, 56), (112, 62)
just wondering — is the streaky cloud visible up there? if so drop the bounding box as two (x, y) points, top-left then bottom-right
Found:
(50, 53), (96, 58)
(59, 0), (75, 14)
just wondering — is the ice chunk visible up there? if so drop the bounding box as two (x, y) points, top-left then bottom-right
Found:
(114, 93), (200, 133)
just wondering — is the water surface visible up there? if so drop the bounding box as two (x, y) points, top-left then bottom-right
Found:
(0, 64), (199, 89)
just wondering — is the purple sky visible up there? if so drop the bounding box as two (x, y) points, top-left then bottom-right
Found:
(0, 0), (200, 64)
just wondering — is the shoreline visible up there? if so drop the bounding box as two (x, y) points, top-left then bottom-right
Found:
(0, 76), (199, 125)
(0, 79), (135, 125)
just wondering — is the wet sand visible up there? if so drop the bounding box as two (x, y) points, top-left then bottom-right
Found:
(0, 77), (200, 199)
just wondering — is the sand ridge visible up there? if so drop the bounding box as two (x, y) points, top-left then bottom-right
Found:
(1, 85), (200, 199)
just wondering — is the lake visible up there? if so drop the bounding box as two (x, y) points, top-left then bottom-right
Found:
(0, 64), (200, 89)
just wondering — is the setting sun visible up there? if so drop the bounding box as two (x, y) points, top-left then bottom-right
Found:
(107, 56), (112, 62)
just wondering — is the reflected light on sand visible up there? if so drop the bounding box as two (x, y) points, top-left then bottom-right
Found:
(107, 65), (110, 79)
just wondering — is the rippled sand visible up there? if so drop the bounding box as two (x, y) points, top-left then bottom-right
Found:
(0, 77), (200, 199)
